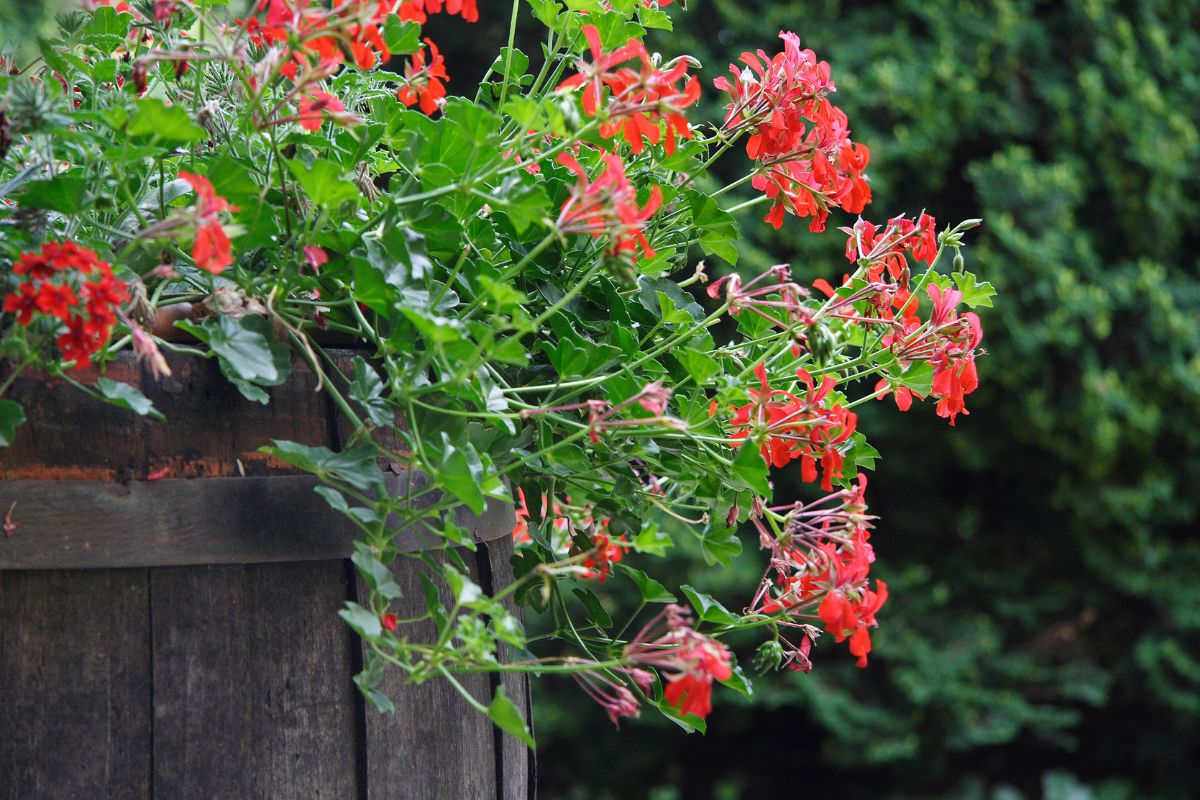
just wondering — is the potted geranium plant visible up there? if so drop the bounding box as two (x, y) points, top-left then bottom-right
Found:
(0, 0), (994, 767)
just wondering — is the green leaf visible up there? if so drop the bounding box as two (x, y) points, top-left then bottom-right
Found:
(382, 17), (422, 54)
(680, 585), (739, 625)
(82, 6), (131, 51)
(896, 360), (934, 396)
(287, 158), (360, 207)
(313, 485), (350, 512)
(618, 564), (676, 603)
(698, 523), (743, 568)
(673, 347), (720, 384)
(638, 277), (704, 322)
(177, 315), (290, 387)
(351, 542), (403, 601)
(126, 98), (207, 143)
(952, 271), (997, 309)
(0, 400), (26, 447)
(848, 432), (881, 472)
(354, 654), (396, 712)
(90, 58), (118, 84)
(719, 663), (754, 700)
(571, 586), (613, 629)
(95, 378), (165, 421)
(633, 522), (673, 555)
(495, 175), (549, 235)
(263, 440), (384, 492)
(491, 337), (529, 366)
(444, 565), (484, 604)
(350, 356), (392, 427)
(690, 194), (740, 264)
(488, 685), (535, 748)
(657, 695), (707, 733)
(730, 441), (771, 497)
(546, 443), (592, 474)
(501, 96), (543, 129)
(492, 612), (526, 648)
(434, 434), (487, 515)
(37, 37), (69, 75)
(339, 601), (382, 638)
(18, 175), (87, 214)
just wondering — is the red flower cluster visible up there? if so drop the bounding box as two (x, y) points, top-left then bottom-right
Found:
(749, 476), (887, 668)
(396, 0), (478, 24)
(715, 32), (871, 231)
(242, 0), (385, 75)
(3, 241), (129, 368)
(624, 605), (733, 719)
(581, 530), (628, 582)
(180, 172), (237, 274)
(239, 2), (472, 118)
(397, 38), (449, 116)
(297, 90), (358, 131)
(875, 283), (982, 424)
(556, 152), (662, 259)
(238, 0), (468, 85)
(558, 25), (700, 155)
(729, 363), (858, 491)
(706, 264), (819, 354)
(843, 213), (938, 282)
(574, 667), (644, 728)
(511, 487), (572, 545)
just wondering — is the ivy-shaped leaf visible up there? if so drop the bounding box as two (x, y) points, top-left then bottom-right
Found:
(340, 601), (382, 638)
(618, 564), (676, 603)
(351, 542), (403, 601)
(126, 98), (207, 143)
(95, 378), (165, 421)
(263, 440), (384, 492)
(952, 271), (997, 309)
(287, 158), (360, 207)
(489, 685), (535, 748)
(0, 400), (26, 447)
(680, 585), (740, 625)
(730, 440), (771, 497)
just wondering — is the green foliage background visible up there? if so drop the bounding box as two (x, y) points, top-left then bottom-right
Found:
(3, 0), (1197, 796)
(535, 0), (1200, 797)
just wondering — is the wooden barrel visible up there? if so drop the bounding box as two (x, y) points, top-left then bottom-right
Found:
(0, 351), (532, 800)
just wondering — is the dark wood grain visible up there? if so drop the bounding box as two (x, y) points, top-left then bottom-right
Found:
(0, 346), (531, 798)
(0, 475), (519, 569)
(482, 535), (536, 800)
(0, 351), (333, 482)
(0, 568), (152, 800)
(149, 561), (360, 799)
(362, 549), (499, 800)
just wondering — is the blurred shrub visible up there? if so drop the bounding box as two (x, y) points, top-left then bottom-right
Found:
(539, 0), (1200, 797)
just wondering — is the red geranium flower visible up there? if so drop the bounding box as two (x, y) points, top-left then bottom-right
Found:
(4, 241), (128, 368)
(398, 38), (449, 116)
(297, 90), (356, 131)
(625, 605), (733, 720)
(558, 25), (701, 155)
(556, 151), (662, 259)
(715, 32), (872, 231)
(180, 171), (238, 274)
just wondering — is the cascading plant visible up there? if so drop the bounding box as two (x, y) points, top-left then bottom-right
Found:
(0, 0), (996, 744)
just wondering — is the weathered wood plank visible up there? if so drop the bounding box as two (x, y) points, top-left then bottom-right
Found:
(362, 549), (498, 800)
(0, 568), (152, 800)
(149, 561), (360, 799)
(482, 535), (536, 800)
(0, 351), (334, 481)
(0, 475), (520, 569)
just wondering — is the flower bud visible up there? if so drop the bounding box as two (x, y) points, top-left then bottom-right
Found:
(753, 639), (785, 674)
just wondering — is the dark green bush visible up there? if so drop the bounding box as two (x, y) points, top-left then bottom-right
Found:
(538, 1), (1200, 797)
